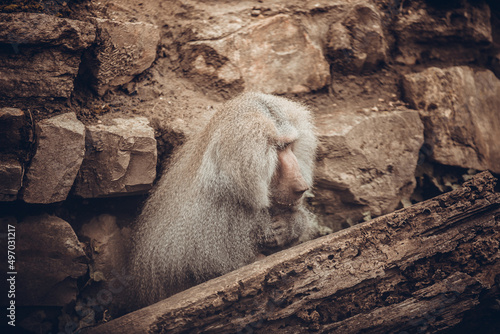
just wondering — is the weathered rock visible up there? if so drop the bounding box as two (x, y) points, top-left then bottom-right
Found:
(0, 12), (96, 51)
(394, 2), (492, 65)
(22, 113), (85, 204)
(402, 66), (500, 174)
(326, 3), (387, 74)
(79, 214), (131, 283)
(17, 215), (88, 306)
(0, 49), (83, 98)
(85, 19), (160, 96)
(74, 117), (157, 198)
(0, 13), (96, 98)
(0, 107), (28, 155)
(182, 14), (330, 94)
(0, 157), (23, 201)
(492, 52), (500, 78)
(79, 214), (133, 314)
(0, 107), (30, 201)
(313, 109), (424, 231)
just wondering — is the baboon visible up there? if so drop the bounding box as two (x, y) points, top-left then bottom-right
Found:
(129, 92), (318, 308)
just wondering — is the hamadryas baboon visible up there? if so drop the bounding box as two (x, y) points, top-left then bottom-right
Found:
(129, 92), (318, 308)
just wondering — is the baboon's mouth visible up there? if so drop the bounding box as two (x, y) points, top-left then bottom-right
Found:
(276, 201), (294, 207)
(271, 200), (301, 212)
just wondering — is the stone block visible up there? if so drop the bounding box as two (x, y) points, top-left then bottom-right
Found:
(23, 113), (85, 203)
(74, 117), (157, 198)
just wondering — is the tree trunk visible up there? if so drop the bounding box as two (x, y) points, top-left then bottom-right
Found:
(90, 171), (500, 334)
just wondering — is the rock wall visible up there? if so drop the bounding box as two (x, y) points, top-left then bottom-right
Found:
(0, 12), (95, 98)
(0, 0), (499, 332)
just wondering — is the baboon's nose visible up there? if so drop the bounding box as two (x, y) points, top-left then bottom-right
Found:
(292, 180), (309, 201)
(277, 145), (309, 203)
(294, 187), (307, 197)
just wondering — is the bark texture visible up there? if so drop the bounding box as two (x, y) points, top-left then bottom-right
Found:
(92, 171), (500, 333)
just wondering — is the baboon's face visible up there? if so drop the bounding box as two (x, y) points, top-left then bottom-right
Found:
(270, 142), (308, 210)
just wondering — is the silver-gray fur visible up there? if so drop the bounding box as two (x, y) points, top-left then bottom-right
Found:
(129, 92), (318, 308)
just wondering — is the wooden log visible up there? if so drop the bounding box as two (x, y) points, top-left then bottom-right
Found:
(90, 171), (500, 333)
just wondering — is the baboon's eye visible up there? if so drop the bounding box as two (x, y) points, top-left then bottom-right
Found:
(277, 142), (292, 151)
